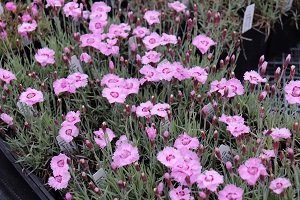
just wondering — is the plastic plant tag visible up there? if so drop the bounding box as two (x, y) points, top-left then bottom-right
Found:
(206, 103), (214, 122)
(56, 135), (77, 154)
(93, 168), (107, 187)
(283, 0), (293, 12)
(17, 102), (34, 116)
(219, 144), (235, 164)
(0, 3), (4, 16)
(160, 115), (171, 135)
(242, 4), (255, 33)
(70, 55), (83, 73)
(128, 36), (137, 60)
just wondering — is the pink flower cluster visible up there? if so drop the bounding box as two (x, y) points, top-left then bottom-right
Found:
(139, 61), (208, 84)
(63, 1), (89, 21)
(48, 153), (71, 190)
(59, 110), (80, 142)
(101, 73), (140, 104)
(136, 101), (170, 118)
(243, 70), (266, 85)
(192, 34), (217, 54)
(238, 158), (268, 185)
(94, 127), (115, 149)
(112, 135), (139, 168)
(210, 78), (244, 98)
(219, 114), (250, 137)
(157, 133), (202, 186)
(0, 68), (17, 84)
(264, 127), (291, 140)
(35, 47), (55, 67)
(19, 88), (44, 106)
(18, 20), (37, 36)
(53, 72), (88, 96)
(142, 32), (177, 50)
(284, 80), (300, 104)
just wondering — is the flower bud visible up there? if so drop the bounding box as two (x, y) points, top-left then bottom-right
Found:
(226, 161), (233, 174)
(134, 162), (140, 171)
(213, 130), (218, 140)
(141, 173), (147, 183)
(288, 148), (295, 164)
(215, 147), (222, 161)
(260, 107), (264, 118)
(94, 187), (102, 195)
(163, 131), (169, 143)
(260, 61), (267, 77)
(85, 139), (94, 149)
(207, 10), (211, 23)
(234, 155), (240, 166)
(164, 173), (173, 188)
(284, 54), (291, 70)
(294, 122), (299, 132)
(65, 192), (72, 200)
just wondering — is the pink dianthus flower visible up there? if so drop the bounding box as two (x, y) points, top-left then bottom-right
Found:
(61, 111), (80, 126)
(50, 153), (70, 172)
(238, 158), (268, 185)
(19, 88), (44, 106)
(34, 47), (55, 67)
(112, 142), (139, 168)
(192, 34), (217, 54)
(218, 184), (243, 200)
(143, 10), (160, 25)
(48, 170), (71, 190)
(94, 128), (115, 149)
(269, 177), (291, 194)
(174, 132), (199, 150)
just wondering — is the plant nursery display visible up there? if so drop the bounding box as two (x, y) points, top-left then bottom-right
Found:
(0, 0), (300, 199)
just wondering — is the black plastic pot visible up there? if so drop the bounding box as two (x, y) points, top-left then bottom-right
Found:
(0, 136), (59, 200)
(235, 15), (300, 80)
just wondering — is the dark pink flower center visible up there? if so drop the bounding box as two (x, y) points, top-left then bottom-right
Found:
(26, 93), (36, 99)
(247, 166), (258, 175)
(125, 83), (133, 89)
(61, 82), (68, 88)
(181, 138), (191, 145)
(162, 68), (170, 74)
(230, 85), (237, 92)
(292, 86), (300, 97)
(41, 53), (49, 58)
(67, 116), (76, 122)
(65, 129), (72, 136)
(150, 16), (156, 20)
(55, 175), (62, 183)
(95, 23), (102, 29)
(192, 72), (202, 77)
(205, 175), (214, 182)
(166, 154), (175, 161)
(200, 40), (209, 46)
(142, 107), (149, 112)
(87, 38), (95, 44)
(149, 38), (156, 44)
(138, 30), (144, 34)
(276, 183), (283, 189)
(57, 160), (64, 167)
(226, 193), (238, 200)
(108, 79), (118, 83)
(120, 149), (131, 159)
(75, 76), (82, 82)
(3, 74), (10, 79)
(110, 91), (119, 98)
(177, 191), (185, 196)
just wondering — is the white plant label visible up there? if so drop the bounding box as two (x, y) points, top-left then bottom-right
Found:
(206, 103), (214, 121)
(70, 55), (83, 73)
(160, 116), (171, 134)
(93, 168), (107, 187)
(17, 102), (34, 116)
(128, 36), (137, 60)
(242, 4), (255, 33)
(283, 0), (293, 12)
(0, 3), (4, 16)
(219, 144), (235, 164)
(56, 135), (77, 154)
